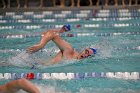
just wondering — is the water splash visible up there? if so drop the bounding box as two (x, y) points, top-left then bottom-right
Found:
(17, 83), (72, 93)
(90, 40), (113, 59)
(8, 51), (33, 68)
(7, 50), (79, 69)
(77, 88), (140, 93)
(16, 83), (140, 93)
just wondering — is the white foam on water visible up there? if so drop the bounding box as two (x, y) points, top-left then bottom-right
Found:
(16, 83), (140, 93)
(90, 40), (113, 59)
(17, 83), (71, 93)
(7, 50), (79, 69)
(77, 88), (140, 93)
(8, 51), (34, 68)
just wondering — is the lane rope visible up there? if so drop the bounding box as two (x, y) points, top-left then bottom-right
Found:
(0, 72), (139, 80)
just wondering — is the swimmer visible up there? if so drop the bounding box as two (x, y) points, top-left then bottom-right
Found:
(0, 78), (40, 93)
(43, 24), (71, 35)
(27, 24), (96, 64)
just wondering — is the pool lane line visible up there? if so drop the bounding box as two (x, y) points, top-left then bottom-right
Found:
(0, 72), (139, 80)
(0, 31), (140, 39)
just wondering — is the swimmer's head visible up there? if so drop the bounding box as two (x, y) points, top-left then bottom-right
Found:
(89, 48), (97, 54)
(77, 48), (97, 59)
(62, 24), (71, 32)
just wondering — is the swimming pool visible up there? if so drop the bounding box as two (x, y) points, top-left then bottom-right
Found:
(0, 8), (140, 93)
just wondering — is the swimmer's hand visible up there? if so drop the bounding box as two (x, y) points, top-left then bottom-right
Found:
(27, 44), (42, 53)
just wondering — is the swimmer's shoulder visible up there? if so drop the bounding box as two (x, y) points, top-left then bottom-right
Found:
(42, 30), (59, 36)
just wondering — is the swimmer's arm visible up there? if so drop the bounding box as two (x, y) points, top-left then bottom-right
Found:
(27, 31), (54, 53)
(51, 51), (63, 64)
(42, 51), (62, 66)
(6, 78), (40, 93)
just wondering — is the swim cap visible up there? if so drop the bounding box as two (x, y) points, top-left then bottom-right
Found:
(63, 24), (71, 31)
(90, 48), (97, 54)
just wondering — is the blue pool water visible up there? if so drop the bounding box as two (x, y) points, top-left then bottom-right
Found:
(0, 8), (140, 93)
